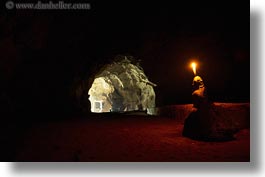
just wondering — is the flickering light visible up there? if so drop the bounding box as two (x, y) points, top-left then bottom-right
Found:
(190, 62), (197, 76)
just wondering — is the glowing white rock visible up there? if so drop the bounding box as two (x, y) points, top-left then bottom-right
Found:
(88, 58), (156, 115)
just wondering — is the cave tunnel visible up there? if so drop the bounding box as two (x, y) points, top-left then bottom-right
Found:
(88, 57), (156, 115)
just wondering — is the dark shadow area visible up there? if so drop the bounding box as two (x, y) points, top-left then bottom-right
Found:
(0, 0), (251, 165)
(183, 111), (237, 142)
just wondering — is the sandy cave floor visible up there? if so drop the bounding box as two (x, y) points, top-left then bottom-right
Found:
(15, 114), (250, 162)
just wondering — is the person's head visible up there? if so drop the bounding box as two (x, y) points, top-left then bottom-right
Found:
(192, 76), (204, 90)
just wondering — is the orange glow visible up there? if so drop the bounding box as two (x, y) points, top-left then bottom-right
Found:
(190, 62), (197, 75)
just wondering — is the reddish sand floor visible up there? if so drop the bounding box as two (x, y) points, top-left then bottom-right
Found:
(16, 115), (250, 162)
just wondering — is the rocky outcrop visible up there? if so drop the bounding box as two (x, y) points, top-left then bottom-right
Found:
(88, 57), (156, 115)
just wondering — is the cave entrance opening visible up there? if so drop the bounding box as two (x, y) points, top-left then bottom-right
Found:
(88, 57), (156, 115)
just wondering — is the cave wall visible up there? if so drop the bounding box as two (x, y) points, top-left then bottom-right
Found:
(88, 58), (156, 114)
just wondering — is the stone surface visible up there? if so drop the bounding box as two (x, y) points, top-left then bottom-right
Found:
(88, 58), (156, 114)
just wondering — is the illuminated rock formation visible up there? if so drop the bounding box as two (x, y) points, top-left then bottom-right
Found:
(88, 57), (156, 115)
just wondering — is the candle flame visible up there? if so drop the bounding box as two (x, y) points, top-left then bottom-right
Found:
(191, 62), (197, 75)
